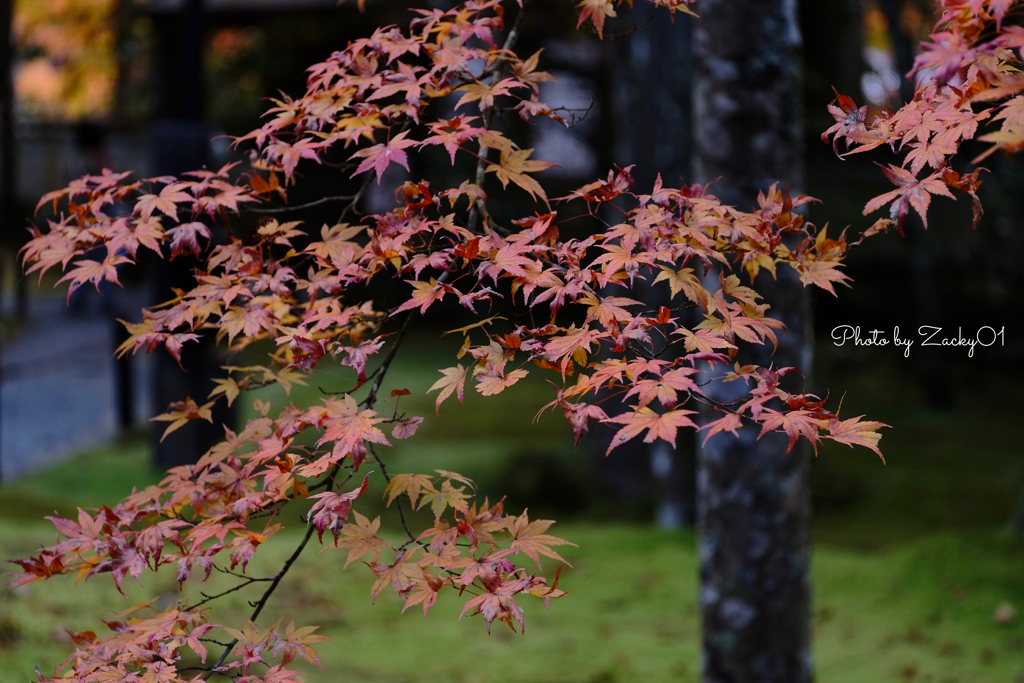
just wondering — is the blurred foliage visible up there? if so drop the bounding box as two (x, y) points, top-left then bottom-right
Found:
(13, 0), (118, 120)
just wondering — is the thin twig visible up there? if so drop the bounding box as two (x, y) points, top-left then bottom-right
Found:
(247, 194), (359, 215)
(184, 577), (269, 612)
(200, 280), (434, 678)
(467, 4), (527, 234)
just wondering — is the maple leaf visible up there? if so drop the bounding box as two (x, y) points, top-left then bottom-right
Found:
(56, 250), (130, 300)
(700, 411), (744, 445)
(604, 407), (698, 455)
(151, 397), (214, 441)
(315, 395), (390, 458)
(654, 266), (705, 304)
(324, 511), (390, 569)
(675, 327), (736, 355)
(454, 78), (528, 111)
(267, 137), (325, 179)
(513, 49), (558, 92)
(506, 511), (575, 568)
(419, 479), (471, 519)
(223, 620), (278, 668)
(757, 408), (826, 455)
(229, 524), (282, 572)
(863, 164), (955, 230)
(350, 131), (417, 183)
(400, 570), (447, 616)
(5, 550), (65, 588)
(107, 217), (165, 260)
(368, 549), (423, 603)
(220, 304), (279, 345)
(560, 399), (608, 448)
(475, 363), (529, 396)
(592, 244), (654, 286)
(477, 243), (537, 284)
(942, 168), (985, 230)
(625, 367), (699, 409)
(486, 149), (557, 203)
(135, 182), (193, 221)
(256, 218), (305, 246)
(576, 0), (617, 39)
(543, 324), (606, 374)
(459, 574), (534, 633)
(421, 116), (486, 164)
(826, 415), (888, 462)
(435, 469), (475, 489)
(384, 472), (434, 508)
(794, 258), (852, 296)
(166, 221), (212, 260)
(428, 364), (467, 412)
(307, 475), (369, 543)
(209, 377), (241, 407)
(821, 88), (868, 153)
(393, 416), (424, 439)
(393, 278), (451, 315)
(274, 622), (330, 669)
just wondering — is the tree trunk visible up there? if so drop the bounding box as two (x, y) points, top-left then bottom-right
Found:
(150, 0), (235, 468)
(0, 0), (11, 483)
(693, 1), (814, 681)
(594, 4), (698, 527)
(1009, 484), (1024, 538)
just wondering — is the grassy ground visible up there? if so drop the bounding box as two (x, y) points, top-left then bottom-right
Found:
(1, 336), (1022, 682)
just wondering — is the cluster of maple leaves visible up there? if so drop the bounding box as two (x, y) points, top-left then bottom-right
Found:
(823, 0), (1024, 231)
(10, 0), (1015, 681)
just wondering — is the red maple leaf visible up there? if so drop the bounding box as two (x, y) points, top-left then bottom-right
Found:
(350, 131), (418, 183)
(863, 164), (955, 230)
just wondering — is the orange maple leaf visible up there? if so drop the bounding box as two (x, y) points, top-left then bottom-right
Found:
(603, 407), (698, 455)
(486, 149), (557, 203)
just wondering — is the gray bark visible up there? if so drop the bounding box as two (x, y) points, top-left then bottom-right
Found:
(693, 0), (814, 681)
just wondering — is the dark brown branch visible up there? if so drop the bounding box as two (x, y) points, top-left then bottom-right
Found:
(247, 194), (359, 215)
(184, 576), (270, 612)
(340, 174), (376, 223)
(202, 282), (433, 678)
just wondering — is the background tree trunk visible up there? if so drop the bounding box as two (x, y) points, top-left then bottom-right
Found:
(693, 0), (814, 681)
(1009, 485), (1024, 538)
(0, 0), (12, 483)
(150, 0), (234, 468)
(590, 2), (698, 527)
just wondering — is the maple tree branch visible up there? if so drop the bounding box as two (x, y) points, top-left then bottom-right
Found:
(213, 564), (274, 581)
(247, 194), (359, 215)
(625, 342), (657, 361)
(604, 14), (655, 41)
(370, 445), (417, 545)
(203, 285), (433, 678)
(184, 576), (270, 612)
(198, 638), (236, 648)
(319, 365), (381, 396)
(204, 519), (321, 678)
(338, 169), (376, 224)
(363, 313), (418, 407)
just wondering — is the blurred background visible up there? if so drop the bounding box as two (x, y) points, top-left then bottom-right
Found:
(0, 1), (1021, 681)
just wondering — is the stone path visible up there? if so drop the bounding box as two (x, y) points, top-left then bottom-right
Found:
(0, 289), (153, 480)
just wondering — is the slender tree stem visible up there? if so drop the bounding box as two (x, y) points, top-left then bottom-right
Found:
(248, 194), (359, 214)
